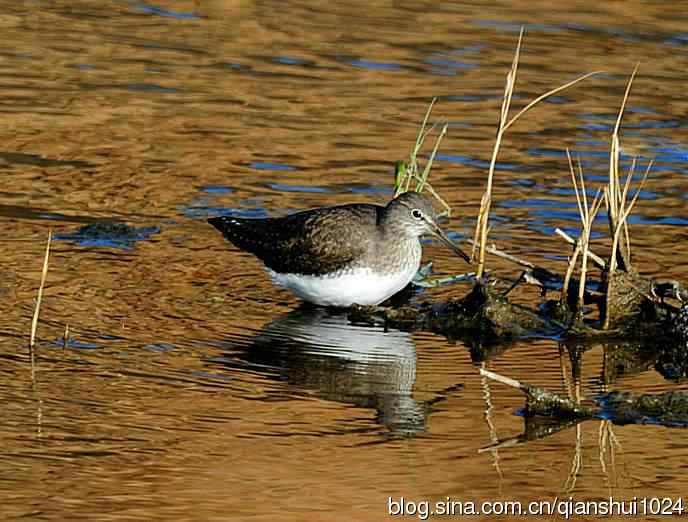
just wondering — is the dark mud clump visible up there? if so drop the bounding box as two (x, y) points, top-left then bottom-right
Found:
(484, 369), (688, 428)
(599, 390), (688, 426)
(350, 283), (558, 343)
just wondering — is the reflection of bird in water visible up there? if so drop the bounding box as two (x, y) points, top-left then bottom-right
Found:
(216, 307), (440, 436)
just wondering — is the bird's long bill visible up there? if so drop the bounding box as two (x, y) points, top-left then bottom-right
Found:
(429, 223), (471, 263)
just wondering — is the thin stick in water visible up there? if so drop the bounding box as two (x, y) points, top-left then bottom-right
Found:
(30, 230), (52, 352)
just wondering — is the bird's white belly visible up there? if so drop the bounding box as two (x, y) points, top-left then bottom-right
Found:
(266, 265), (418, 307)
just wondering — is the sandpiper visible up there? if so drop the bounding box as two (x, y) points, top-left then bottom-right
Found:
(208, 191), (470, 307)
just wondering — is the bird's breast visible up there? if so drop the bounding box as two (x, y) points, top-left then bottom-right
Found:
(266, 263), (419, 307)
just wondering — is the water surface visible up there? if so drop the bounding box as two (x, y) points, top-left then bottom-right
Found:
(2, 1), (688, 520)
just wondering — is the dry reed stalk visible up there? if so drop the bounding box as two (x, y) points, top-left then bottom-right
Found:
(608, 160), (652, 275)
(473, 28), (601, 278)
(573, 151), (605, 315)
(561, 242), (582, 309)
(577, 191), (604, 315)
(30, 230), (52, 359)
(473, 28), (523, 277)
(602, 157), (652, 330)
(608, 157), (635, 272)
(606, 65), (639, 270)
(619, 157), (637, 260)
(600, 67), (657, 330)
(603, 154), (653, 330)
(560, 150), (604, 314)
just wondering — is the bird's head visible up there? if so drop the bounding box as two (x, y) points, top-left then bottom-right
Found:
(383, 191), (470, 262)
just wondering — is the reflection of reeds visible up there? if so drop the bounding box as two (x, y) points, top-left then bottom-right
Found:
(29, 230), (52, 361)
(480, 361), (504, 482)
(598, 419), (622, 484)
(473, 29), (600, 278)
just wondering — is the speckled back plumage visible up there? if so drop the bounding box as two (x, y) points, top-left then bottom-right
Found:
(207, 191), (437, 277)
(208, 203), (379, 275)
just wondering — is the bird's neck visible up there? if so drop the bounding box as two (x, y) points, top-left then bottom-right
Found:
(360, 230), (421, 275)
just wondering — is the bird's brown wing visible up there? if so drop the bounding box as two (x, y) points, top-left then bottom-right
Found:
(208, 204), (380, 275)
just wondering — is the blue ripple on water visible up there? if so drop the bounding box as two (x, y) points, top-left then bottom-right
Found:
(126, 83), (178, 93)
(500, 198), (578, 209)
(628, 215), (688, 226)
(445, 94), (493, 102)
(134, 2), (200, 19)
(201, 185), (234, 194)
(653, 145), (688, 162)
(144, 343), (176, 352)
(250, 162), (296, 171)
(470, 19), (542, 32)
(436, 153), (520, 170)
(185, 205), (268, 220)
(349, 59), (401, 71)
(347, 186), (394, 195)
(267, 183), (329, 193)
(530, 225), (605, 240)
(274, 56), (314, 66)
(665, 33), (688, 45)
(528, 209), (606, 226)
(424, 58), (476, 70)
(51, 337), (102, 350)
(527, 147), (611, 159)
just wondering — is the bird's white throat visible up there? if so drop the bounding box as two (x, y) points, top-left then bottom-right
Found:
(266, 264), (419, 307)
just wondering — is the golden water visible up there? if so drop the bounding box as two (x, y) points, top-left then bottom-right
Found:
(2, 1), (688, 520)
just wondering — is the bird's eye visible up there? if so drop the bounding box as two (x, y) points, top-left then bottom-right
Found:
(411, 209), (423, 220)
